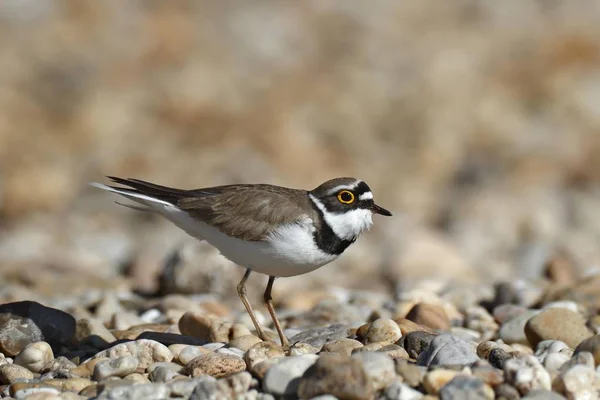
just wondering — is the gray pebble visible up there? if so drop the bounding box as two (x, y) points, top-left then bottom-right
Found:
(262, 355), (318, 396)
(417, 334), (479, 366)
(288, 324), (349, 348)
(439, 375), (491, 400)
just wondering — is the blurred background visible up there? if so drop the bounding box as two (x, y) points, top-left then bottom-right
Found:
(1, 0), (600, 311)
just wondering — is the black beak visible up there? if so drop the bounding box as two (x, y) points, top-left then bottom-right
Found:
(370, 203), (392, 216)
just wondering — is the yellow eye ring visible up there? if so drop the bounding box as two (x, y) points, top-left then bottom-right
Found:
(337, 190), (355, 204)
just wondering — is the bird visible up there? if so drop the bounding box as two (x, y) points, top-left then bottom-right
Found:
(91, 176), (392, 346)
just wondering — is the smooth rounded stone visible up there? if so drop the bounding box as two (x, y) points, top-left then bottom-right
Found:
(168, 377), (210, 398)
(95, 382), (171, 400)
(0, 301), (76, 357)
(559, 351), (595, 373)
(470, 363), (503, 387)
(503, 356), (551, 395)
(510, 343), (534, 356)
(179, 312), (250, 343)
(12, 385), (61, 399)
(364, 318), (402, 345)
(524, 308), (592, 348)
(227, 335), (262, 352)
(476, 341), (509, 360)
(203, 342), (226, 351)
(136, 331), (207, 347)
(394, 318), (435, 335)
(438, 375), (494, 400)
(297, 353), (374, 400)
(498, 310), (540, 345)
(217, 347), (244, 359)
(464, 306), (498, 335)
(71, 356), (109, 378)
(147, 361), (184, 374)
(123, 372), (150, 384)
(533, 340), (570, 361)
(450, 328), (481, 344)
(521, 390), (567, 400)
(322, 339), (363, 356)
(251, 357), (285, 379)
(41, 356), (77, 373)
(394, 359), (425, 387)
(288, 324), (349, 348)
(416, 334), (479, 367)
(0, 363), (34, 383)
(262, 355), (318, 397)
(352, 352), (395, 391)
(422, 369), (462, 395)
(401, 331), (437, 360)
(218, 370), (252, 397)
(554, 364), (597, 399)
(14, 342), (53, 373)
(73, 318), (116, 348)
(494, 383), (521, 400)
(113, 323), (174, 341)
(288, 342), (319, 356)
(177, 345), (212, 365)
(87, 339), (173, 369)
(378, 344), (410, 360)
(542, 353), (569, 376)
(185, 353), (246, 378)
(492, 304), (529, 325)
(148, 366), (181, 382)
(383, 380), (424, 400)
(574, 335), (600, 365)
(488, 348), (515, 369)
(405, 303), (450, 331)
(188, 375), (224, 400)
(93, 356), (139, 380)
(41, 377), (94, 393)
(244, 341), (286, 370)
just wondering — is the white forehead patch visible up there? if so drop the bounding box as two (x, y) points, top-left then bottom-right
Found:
(326, 181), (362, 195)
(359, 192), (373, 201)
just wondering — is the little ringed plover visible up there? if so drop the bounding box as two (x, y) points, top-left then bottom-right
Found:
(92, 177), (392, 346)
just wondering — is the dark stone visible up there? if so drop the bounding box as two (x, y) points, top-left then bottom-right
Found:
(416, 334), (479, 366)
(136, 331), (207, 346)
(0, 301), (76, 356)
(401, 331), (437, 359)
(489, 348), (514, 369)
(439, 375), (490, 400)
(494, 383), (521, 400)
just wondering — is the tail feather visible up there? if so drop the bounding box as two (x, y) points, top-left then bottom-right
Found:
(90, 182), (174, 209)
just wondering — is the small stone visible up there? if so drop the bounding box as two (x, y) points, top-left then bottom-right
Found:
(383, 380), (424, 400)
(185, 353), (246, 378)
(498, 310), (539, 345)
(189, 375), (224, 400)
(554, 364), (597, 399)
(439, 375), (494, 400)
(543, 352), (570, 376)
(244, 341), (285, 370)
(423, 369), (462, 395)
(123, 372), (150, 384)
(405, 303), (450, 330)
(73, 319), (116, 348)
(521, 389), (567, 399)
(0, 301), (76, 356)
(136, 331), (207, 347)
(352, 352), (395, 391)
(297, 353), (373, 400)
(41, 356), (77, 374)
(288, 342), (319, 356)
(93, 356), (139, 380)
(179, 312), (248, 343)
(401, 331), (437, 360)
(574, 335), (600, 366)
(559, 351), (595, 372)
(251, 357), (283, 379)
(10, 383), (61, 399)
(217, 347), (244, 359)
(288, 324), (349, 348)
(378, 344), (410, 360)
(95, 382), (171, 400)
(364, 318), (402, 345)
(177, 345), (212, 365)
(503, 356), (551, 395)
(417, 334), (479, 366)
(0, 363), (34, 384)
(43, 377), (93, 393)
(148, 366), (180, 382)
(227, 335), (262, 352)
(394, 358), (425, 387)
(86, 339), (173, 369)
(524, 308), (592, 348)
(544, 256), (576, 284)
(488, 348), (515, 369)
(494, 383), (521, 400)
(471, 363), (504, 387)
(262, 355), (318, 396)
(218, 371), (252, 397)
(394, 318), (435, 335)
(322, 338), (363, 356)
(493, 304), (529, 324)
(14, 342), (53, 373)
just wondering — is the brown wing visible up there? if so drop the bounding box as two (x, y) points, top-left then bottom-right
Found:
(177, 185), (316, 241)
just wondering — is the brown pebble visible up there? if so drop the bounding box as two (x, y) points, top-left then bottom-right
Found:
(405, 303), (450, 331)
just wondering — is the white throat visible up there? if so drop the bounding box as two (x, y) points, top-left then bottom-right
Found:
(309, 194), (373, 241)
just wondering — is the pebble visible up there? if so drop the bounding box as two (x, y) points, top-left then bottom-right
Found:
(251, 357), (284, 379)
(364, 318), (402, 344)
(136, 331), (207, 346)
(288, 342), (319, 356)
(394, 359), (425, 387)
(0, 301), (76, 356)
(297, 353), (374, 400)
(416, 334), (479, 366)
(401, 331), (437, 360)
(488, 348), (515, 369)
(14, 341), (53, 373)
(521, 389), (567, 399)
(185, 352), (246, 378)
(262, 354), (318, 396)
(494, 383), (521, 400)
(0, 363), (34, 384)
(148, 365), (181, 382)
(378, 344), (410, 360)
(179, 312), (250, 342)
(498, 310), (540, 345)
(383, 380), (424, 400)
(288, 324), (349, 348)
(216, 346), (245, 358)
(422, 369), (462, 395)
(438, 375), (494, 400)
(177, 345), (212, 365)
(227, 335), (262, 352)
(524, 308), (592, 348)
(219, 371), (253, 397)
(504, 356), (551, 395)
(394, 318), (435, 335)
(555, 364), (597, 399)
(87, 339), (173, 369)
(573, 335), (600, 365)
(405, 303), (451, 331)
(322, 338), (363, 356)
(244, 341), (286, 370)
(93, 356), (139, 380)
(73, 318), (116, 348)
(95, 382), (171, 400)
(42, 377), (93, 392)
(352, 351), (396, 390)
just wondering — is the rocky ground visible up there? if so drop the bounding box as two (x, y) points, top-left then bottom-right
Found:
(0, 256), (599, 399)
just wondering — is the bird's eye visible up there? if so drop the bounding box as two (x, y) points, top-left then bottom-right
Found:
(337, 190), (355, 204)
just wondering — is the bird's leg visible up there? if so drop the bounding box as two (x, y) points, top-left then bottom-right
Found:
(237, 269), (268, 341)
(264, 276), (290, 347)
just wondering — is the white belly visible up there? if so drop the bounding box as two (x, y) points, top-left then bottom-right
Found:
(162, 206), (338, 277)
